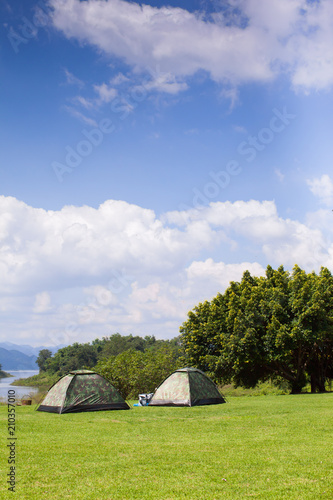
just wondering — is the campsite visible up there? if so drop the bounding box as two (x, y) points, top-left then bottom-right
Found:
(3, 323), (332, 498)
(2, 0), (333, 498)
(1, 391), (332, 499)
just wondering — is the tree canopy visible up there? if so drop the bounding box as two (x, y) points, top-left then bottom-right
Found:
(95, 343), (183, 399)
(36, 349), (53, 372)
(37, 333), (184, 397)
(180, 265), (333, 394)
(41, 334), (167, 376)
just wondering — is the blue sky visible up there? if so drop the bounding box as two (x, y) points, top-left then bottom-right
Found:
(1, 0), (333, 347)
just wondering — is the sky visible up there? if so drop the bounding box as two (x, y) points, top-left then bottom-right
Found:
(1, 0), (333, 347)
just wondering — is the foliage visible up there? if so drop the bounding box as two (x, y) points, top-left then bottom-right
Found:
(41, 333), (183, 379)
(13, 372), (59, 389)
(0, 363), (12, 378)
(44, 342), (99, 376)
(36, 349), (53, 372)
(93, 333), (147, 356)
(180, 265), (333, 393)
(220, 380), (293, 397)
(30, 334), (184, 395)
(95, 343), (183, 398)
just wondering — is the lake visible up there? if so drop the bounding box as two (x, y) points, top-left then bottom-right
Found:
(0, 370), (40, 400)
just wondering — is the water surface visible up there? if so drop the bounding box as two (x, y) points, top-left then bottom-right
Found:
(0, 370), (40, 400)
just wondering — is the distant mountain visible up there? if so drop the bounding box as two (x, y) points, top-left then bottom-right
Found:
(0, 348), (38, 370)
(0, 342), (64, 357)
(0, 343), (65, 370)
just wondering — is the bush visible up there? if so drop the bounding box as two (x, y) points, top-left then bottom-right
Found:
(95, 344), (183, 399)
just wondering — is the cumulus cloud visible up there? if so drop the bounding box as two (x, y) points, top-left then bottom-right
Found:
(93, 82), (118, 103)
(0, 195), (332, 345)
(184, 259), (266, 302)
(307, 174), (333, 206)
(49, 0), (333, 92)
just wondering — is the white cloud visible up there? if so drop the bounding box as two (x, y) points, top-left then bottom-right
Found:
(141, 73), (188, 94)
(307, 174), (333, 206)
(73, 96), (95, 110)
(1, 195), (332, 345)
(63, 105), (98, 126)
(131, 282), (160, 304)
(163, 200), (278, 228)
(306, 208), (333, 235)
(93, 82), (118, 103)
(110, 73), (130, 86)
(275, 169), (285, 182)
(185, 259), (266, 301)
(233, 125), (247, 134)
(220, 87), (239, 110)
(33, 292), (51, 313)
(84, 285), (118, 307)
(63, 68), (85, 88)
(70, 84), (118, 117)
(49, 0), (333, 92)
(289, 1), (333, 90)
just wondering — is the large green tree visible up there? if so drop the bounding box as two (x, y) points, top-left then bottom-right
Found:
(180, 265), (333, 393)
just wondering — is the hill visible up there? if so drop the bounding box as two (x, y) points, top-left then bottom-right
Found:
(0, 343), (64, 370)
(0, 347), (38, 370)
(0, 342), (63, 357)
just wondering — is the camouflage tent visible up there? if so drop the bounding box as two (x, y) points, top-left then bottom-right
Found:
(149, 367), (225, 407)
(37, 370), (130, 413)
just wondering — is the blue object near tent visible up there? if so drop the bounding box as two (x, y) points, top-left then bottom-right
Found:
(135, 393), (154, 406)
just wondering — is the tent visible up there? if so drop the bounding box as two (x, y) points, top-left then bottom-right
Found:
(37, 370), (130, 413)
(149, 367), (225, 407)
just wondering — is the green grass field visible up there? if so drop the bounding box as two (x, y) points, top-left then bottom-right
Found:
(1, 394), (332, 499)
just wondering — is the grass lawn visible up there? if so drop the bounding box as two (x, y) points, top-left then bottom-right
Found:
(1, 393), (332, 499)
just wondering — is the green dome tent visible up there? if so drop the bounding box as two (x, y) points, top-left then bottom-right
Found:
(37, 370), (130, 414)
(149, 367), (226, 407)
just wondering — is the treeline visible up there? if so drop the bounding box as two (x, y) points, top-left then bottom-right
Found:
(35, 264), (333, 398)
(180, 265), (333, 394)
(37, 334), (184, 398)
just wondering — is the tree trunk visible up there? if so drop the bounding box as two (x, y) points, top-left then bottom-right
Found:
(310, 371), (326, 393)
(290, 381), (304, 394)
(311, 374), (316, 393)
(290, 371), (307, 394)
